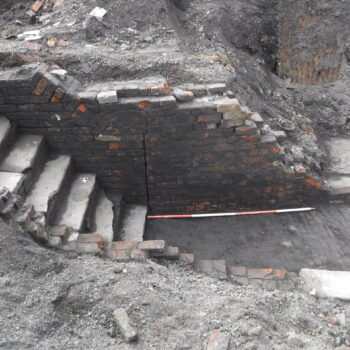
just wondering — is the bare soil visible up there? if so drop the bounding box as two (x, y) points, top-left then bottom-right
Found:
(1, 218), (350, 350)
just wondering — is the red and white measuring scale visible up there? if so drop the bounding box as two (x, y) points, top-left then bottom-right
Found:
(148, 207), (316, 219)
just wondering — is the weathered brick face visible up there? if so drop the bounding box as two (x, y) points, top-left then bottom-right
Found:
(0, 63), (324, 214)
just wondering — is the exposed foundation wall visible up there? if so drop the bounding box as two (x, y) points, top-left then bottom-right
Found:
(278, 0), (350, 84)
(0, 63), (323, 213)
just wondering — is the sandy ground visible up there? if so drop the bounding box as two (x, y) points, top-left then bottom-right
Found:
(1, 218), (350, 350)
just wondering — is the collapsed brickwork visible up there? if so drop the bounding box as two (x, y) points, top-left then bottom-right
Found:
(0, 63), (324, 214)
(278, 0), (350, 84)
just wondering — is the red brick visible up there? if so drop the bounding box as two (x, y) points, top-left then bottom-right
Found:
(273, 269), (287, 280)
(77, 104), (87, 113)
(247, 268), (274, 280)
(26, 43), (42, 51)
(109, 241), (139, 250)
(138, 240), (165, 252)
(108, 143), (121, 150)
(33, 77), (48, 96)
(50, 88), (65, 103)
(31, 1), (44, 13)
(179, 253), (195, 264)
(137, 101), (151, 109)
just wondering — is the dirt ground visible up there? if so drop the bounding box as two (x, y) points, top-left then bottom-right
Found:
(146, 203), (350, 272)
(1, 218), (350, 350)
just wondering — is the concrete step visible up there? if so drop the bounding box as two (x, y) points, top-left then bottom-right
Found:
(93, 189), (114, 242)
(25, 154), (72, 223)
(53, 173), (97, 232)
(0, 171), (24, 193)
(0, 134), (44, 173)
(118, 204), (147, 242)
(0, 134), (47, 193)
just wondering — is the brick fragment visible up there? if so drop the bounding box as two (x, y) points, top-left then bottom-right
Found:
(31, 1), (44, 13)
(179, 253), (195, 264)
(53, 0), (65, 10)
(50, 88), (65, 102)
(206, 330), (230, 350)
(113, 308), (138, 343)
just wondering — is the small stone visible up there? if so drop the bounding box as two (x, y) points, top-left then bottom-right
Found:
(248, 326), (262, 337)
(47, 36), (57, 48)
(206, 330), (229, 350)
(173, 88), (194, 102)
(48, 236), (62, 248)
(97, 91), (117, 104)
(113, 308), (138, 343)
(287, 333), (304, 347)
(57, 39), (70, 47)
(89, 7), (107, 22)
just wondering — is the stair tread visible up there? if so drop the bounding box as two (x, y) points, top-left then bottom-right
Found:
(0, 134), (44, 173)
(119, 204), (147, 242)
(0, 171), (24, 193)
(94, 189), (114, 242)
(54, 173), (96, 231)
(0, 117), (11, 147)
(25, 155), (71, 213)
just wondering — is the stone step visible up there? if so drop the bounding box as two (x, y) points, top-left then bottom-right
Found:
(0, 171), (24, 193)
(0, 134), (44, 173)
(0, 134), (47, 193)
(196, 260), (227, 280)
(93, 189), (114, 242)
(25, 154), (72, 223)
(53, 173), (97, 232)
(118, 204), (147, 242)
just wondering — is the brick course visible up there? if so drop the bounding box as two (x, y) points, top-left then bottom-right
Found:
(0, 63), (325, 213)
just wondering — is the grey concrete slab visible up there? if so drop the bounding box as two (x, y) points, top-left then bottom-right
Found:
(25, 155), (71, 213)
(327, 138), (350, 175)
(0, 134), (44, 173)
(54, 173), (96, 232)
(0, 171), (24, 193)
(146, 203), (350, 271)
(300, 269), (350, 300)
(94, 189), (114, 242)
(327, 176), (350, 194)
(119, 204), (147, 241)
(0, 117), (11, 147)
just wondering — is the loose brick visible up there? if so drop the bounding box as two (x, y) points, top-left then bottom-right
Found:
(138, 240), (165, 252)
(50, 88), (65, 102)
(247, 268), (274, 280)
(179, 253), (195, 264)
(113, 308), (138, 343)
(31, 1), (44, 13)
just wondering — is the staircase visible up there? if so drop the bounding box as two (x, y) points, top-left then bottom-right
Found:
(0, 116), (148, 249)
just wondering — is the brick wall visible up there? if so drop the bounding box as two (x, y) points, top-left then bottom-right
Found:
(0, 63), (324, 213)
